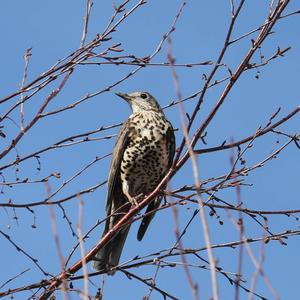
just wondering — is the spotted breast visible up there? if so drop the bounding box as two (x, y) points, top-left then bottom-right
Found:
(120, 111), (172, 202)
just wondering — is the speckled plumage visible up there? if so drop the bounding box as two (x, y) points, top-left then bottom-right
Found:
(93, 92), (175, 274)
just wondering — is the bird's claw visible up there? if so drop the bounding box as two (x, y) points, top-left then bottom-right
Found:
(128, 193), (144, 207)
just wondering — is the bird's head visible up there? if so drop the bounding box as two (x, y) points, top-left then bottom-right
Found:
(115, 91), (164, 114)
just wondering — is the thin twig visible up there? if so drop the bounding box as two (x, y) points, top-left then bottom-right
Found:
(80, 0), (93, 47)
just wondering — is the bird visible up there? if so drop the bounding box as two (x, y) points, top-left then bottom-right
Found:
(93, 91), (175, 274)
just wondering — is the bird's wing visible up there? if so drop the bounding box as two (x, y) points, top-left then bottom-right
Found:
(166, 122), (176, 167)
(105, 119), (132, 216)
(93, 119), (133, 272)
(137, 122), (175, 241)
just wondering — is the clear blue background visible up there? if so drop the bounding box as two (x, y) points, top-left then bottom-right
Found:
(0, 1), (300, 299)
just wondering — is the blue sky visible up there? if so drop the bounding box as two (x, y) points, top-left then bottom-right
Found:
(1, 1), (300, 299)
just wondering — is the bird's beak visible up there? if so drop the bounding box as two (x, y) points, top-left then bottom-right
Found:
(115, 92), (131, 102)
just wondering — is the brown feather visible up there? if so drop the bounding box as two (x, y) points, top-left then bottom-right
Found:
(93, 120), (133, 274)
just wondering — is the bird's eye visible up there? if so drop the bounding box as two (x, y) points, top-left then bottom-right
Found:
(140, 93), (148, 99)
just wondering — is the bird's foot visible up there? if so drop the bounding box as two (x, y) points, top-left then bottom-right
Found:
(127, 193), (144, 207)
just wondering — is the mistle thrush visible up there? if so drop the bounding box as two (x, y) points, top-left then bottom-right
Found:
(93, 91), (175, 274)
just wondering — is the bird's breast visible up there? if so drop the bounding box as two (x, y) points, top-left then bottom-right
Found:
(120, 113), (171, 198)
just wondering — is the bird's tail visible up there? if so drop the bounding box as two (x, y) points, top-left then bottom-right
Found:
(93, 226), (130, 275)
